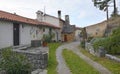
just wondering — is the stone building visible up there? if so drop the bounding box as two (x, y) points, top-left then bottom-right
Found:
(36, 10), (61, 41)
(37, 10), (76, 42)
(61, 15), (76, 42)
(85, 21), (107, 38)
(85, 16), (120, 38)
(105, 16), (120, 35)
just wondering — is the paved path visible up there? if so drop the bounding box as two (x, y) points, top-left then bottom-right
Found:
(56, 44), (72, 74)
(56, 42), (112, 74)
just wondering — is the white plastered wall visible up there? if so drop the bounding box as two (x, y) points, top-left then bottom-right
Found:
(0, 21), (13, 49)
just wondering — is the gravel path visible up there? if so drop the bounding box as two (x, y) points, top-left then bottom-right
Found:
(56, 45), (72, 74)
(56, 41), (112, 74)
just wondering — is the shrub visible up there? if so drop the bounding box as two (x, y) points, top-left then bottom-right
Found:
(93, 25), (120, 54)
(0, 48), (32, 74)
(105, 26), (120, 54)
(92, 38), (106, 51)
(110, 45), (120, 54)
(42, 32), (55, 43)
(87, 36), (93, 42)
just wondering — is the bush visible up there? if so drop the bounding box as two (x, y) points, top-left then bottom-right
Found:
(93, 25), (120, 54)
(0, 48), (32, 74)
(110, 45), (120, 54)
(87, 37), (93, 42)
(42, 32), (55, 43)
(92, 38), (106, 51)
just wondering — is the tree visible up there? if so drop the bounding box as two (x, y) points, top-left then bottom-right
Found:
(92, 0), (118, 17)
(80, 28), (87, 48)
(93, 0), (110, 10)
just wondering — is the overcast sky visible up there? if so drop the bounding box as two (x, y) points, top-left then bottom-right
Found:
(0, 0), (120, 27)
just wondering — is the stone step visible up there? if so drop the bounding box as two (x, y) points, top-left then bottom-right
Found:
(31, 69), (47, 74)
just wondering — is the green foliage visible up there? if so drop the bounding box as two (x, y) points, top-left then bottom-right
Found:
(0, 48), (32, 74)
(93, 26), (120, 54)
(81, 28), (87, 39)
(80, 28), (87, 48)
(92, 38), (106, 51)
(106, 26), (120, 54)
(43, 32), (55, 43)
(80, 40), (85, 48)
(62, 49), (100, 74)
(48, 43), (61, 74)
(87, 36), (93, 42)
(80, 49), (120, 74)
(92, 0), (118, 17)
(93, 0), (111, 11)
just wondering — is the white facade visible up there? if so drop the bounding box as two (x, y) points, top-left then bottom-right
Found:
(0, 21), (13, 48)
(75, 29), (81, 41)
(36, 11), (60, 27)
(42, 28), (61, 41)
(44, 15), (59, 27)
(0, 20), (60, 49)
(0, 11), (62, 49)
(53, 29), (61, 41)
(36, 11), (61, 41)
(20, 24), (38, 45)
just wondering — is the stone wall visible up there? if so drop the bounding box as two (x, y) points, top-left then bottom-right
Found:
(86, 21), (107, 38)
(0, 47), (48, 71)
(85, 42), (106, 57)
(85, 42), (120, 62)
(85, 42), (95, 55)
(106, 54), (120, 63)
(14, 51), (48, 70)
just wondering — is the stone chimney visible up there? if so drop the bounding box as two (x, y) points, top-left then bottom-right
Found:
(58, 10), (61, 19)
(36, 10), (43, 22)
(65, 15), (70, 25)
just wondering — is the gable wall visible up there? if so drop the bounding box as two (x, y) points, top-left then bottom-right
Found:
(86, 22), (107, 38)
(45, 15), (59, 27)
(0, 20), (13, 48)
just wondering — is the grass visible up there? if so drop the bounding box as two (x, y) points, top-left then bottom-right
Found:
(114, 55), (120, 58)
(62, 49), (100, 74)
(80, 47), (120, 74)
(117, 56), (120, 58)
(47, 43), (61, 74)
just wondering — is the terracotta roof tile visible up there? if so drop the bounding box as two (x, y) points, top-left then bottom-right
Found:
(0, 10), (60, 29)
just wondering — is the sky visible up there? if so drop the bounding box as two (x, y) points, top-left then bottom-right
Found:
(0, 0), (120, 27)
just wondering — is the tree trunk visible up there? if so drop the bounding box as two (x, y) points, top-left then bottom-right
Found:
(113, 0), (117, 16)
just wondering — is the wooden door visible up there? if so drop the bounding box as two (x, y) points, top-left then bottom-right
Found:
(64, 35), (67, 42)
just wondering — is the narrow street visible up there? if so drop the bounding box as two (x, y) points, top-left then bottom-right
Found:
(56, 42), (111, 74)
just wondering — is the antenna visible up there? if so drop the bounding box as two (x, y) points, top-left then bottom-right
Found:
(44, 6), (46, 16)
(43, 6), (46, 20)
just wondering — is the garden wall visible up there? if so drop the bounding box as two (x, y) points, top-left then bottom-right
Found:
(85, 42), (120, 62)
(0, 47), (48, 72)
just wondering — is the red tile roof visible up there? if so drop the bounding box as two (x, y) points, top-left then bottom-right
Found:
(0, 10), (60, 29)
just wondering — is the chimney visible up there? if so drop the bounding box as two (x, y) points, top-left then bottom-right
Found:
(36, 10), (43, 22)
(65, 15), (70, 25)
(58, 10), (61, 19)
